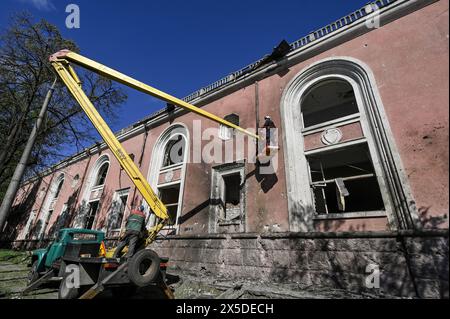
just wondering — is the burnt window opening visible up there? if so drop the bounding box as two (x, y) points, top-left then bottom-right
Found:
(219, 114), (240, 140)
(116, 194), (128, 228)
(95, 163), (109, 187)
(302, 80), (359, 128)
(110, 192), (129, 232)
(223, 173), (242, 214)
(86, 201), (100, 229)
(210, 163), (246, 232)
(308, 143), (385, 215)
(158, 185), (180, 226)
(162, 135), (185, 168)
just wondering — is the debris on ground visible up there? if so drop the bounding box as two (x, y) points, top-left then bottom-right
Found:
(0, 250), (402, 299)
(168, 272), (402, 299)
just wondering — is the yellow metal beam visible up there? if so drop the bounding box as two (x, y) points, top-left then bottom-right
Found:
(49, 49), (262, 245)
(50, 50), (261, 140)
(51, 61), (169, 222)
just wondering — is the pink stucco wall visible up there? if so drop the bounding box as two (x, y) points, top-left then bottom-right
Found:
(10, 0), (449, 239)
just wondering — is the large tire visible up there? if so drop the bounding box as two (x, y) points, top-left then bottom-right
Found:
(128, 249), (160, 287)
(27, 260), (40, 285)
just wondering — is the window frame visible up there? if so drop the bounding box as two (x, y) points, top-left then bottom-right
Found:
(219, 113), (240, 141)
(280, 58), (419, 232)
(209, 162), (246, 233)
(306, 141), (386, 217)
(94, 162), (110, 187)
(161, 135), (186, 168)
(146, 124), (190, 235)
(299, 78), (388, 219)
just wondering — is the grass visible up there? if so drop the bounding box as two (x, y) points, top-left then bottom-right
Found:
(0, 249), (29, 263)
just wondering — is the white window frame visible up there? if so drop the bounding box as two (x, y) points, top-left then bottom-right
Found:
(280, 57), (419, 232)
(146, 124), (189, 234)
(209, 162), (246, 233)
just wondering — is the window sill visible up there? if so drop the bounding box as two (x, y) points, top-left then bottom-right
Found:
(160, 163), (183, 173)
(91, 185), (105, 192)
(218, 221), (241, 226)
(313, 211), (387, 220)
(302, 113), (361, 135)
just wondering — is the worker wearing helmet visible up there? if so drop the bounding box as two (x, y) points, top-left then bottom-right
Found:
(113, 205), (148, 259)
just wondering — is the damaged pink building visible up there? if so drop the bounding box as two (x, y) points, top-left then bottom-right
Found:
(3, 0), (449, 298)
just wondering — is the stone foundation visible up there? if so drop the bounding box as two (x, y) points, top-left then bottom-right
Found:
(4, 230), (448, 298)
(150, 230), (449, 299)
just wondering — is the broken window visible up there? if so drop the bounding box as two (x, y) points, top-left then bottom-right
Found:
(85, 201), (100, 229)
(308, 143), (385, 214)
(108, 190), (129, 234)
(95, 163), (109, 187)
(219, 113), (240, 140)
(158, 185), (181, 226)
(302, 80), (359, 128)
(54, 178), (64, 199)
(223, 173), (242, 221)
(210, 163), (246, 233)
(148, 130), (188, 233)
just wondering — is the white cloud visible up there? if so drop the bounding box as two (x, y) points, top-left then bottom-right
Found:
(18, 0), (56, 11)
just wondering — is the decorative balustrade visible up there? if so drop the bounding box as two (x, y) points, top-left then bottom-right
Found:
(181, 0), (397, 103)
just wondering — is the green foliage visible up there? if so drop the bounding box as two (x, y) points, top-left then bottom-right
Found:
(0, 12), (127, 201)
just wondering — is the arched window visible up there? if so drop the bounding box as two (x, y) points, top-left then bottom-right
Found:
(281, 58), (418, 231)
(302, 79), (385, 216)
(74, 155), (110, 230)
(36, 173), (65, 239)
(162, 135), (186, 168)
(95, 163), (109, 187)
(54, 178), (64, 199)
(302, 80), (359, 128)
(147, 124), (189, 233)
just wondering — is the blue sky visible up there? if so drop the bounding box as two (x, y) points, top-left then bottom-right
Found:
(1, 0), (368, 137)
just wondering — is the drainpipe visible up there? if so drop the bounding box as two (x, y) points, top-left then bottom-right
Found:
(255, 81), (260, 157)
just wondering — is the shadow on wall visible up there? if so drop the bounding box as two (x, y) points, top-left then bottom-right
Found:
(46, 188), (82, 238)
(177, 199), (210, 225)
(93, 188), (114, 232)
(418, 206), (448, 229)
(247, 163), (279, 194)
(2, 178), (43, 242)
(290, 202), (317, 232)
(268, 235), (448, 298)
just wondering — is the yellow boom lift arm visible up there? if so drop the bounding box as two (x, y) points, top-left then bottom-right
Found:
(49, 50), (260, 245)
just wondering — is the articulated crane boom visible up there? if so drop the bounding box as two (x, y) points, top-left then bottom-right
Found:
(49, 50), (260, 245)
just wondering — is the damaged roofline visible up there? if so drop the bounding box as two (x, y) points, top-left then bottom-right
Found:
(23, 0), (435, 185)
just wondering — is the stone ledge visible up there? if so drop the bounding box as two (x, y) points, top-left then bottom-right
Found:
(149, 229), (449, 241)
